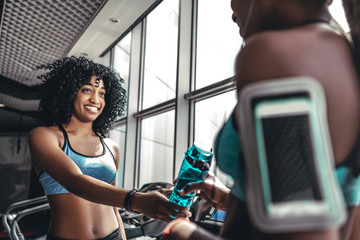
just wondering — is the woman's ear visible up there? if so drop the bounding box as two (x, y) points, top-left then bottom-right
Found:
(326, 0), (333, 5)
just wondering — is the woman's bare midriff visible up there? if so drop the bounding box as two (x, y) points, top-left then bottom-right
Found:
(47, 193), (120, 239)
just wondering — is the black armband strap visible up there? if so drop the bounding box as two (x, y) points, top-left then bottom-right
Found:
(124, 189), (138, 211)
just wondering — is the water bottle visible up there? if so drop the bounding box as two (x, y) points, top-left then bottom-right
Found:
(169, 144), (213, 209)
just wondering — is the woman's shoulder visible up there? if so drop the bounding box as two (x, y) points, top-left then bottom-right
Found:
(247, 23), (348, 48)
(236, 24), (352, 86)
(29, 125), (59, 136)
(28, 126), (63, 146)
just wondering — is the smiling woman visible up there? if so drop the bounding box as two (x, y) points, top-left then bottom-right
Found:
(28, 56), (190, 240)
(37, 56), (126, 137)
(72, 76), (107, 123)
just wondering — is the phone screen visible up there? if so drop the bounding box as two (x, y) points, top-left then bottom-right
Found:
(254, 99), (325, 216)
(261, 114), (322, 203)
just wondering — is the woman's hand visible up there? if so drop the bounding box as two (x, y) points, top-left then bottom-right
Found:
(157, 188), (173, 199)
(180, 171), (230, 211)
(131, 191), (191, 222)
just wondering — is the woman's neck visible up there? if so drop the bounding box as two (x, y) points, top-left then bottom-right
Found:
(63, 118), (95, 136)
(283, 4), (331, 28)
(243, 3), (331, 40)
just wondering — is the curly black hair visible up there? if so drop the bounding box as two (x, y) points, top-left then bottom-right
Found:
(37, 56), (127, 137)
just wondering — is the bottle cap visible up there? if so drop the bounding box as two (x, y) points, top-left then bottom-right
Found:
(193, 140), (212, 153)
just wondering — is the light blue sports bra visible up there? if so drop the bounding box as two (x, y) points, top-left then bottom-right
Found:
(38, 125), (117, 195)
(214, 111), (360, 206)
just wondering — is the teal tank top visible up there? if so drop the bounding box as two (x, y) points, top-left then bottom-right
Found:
(38, 125), (117, 195)
(214, 111), (360, 206)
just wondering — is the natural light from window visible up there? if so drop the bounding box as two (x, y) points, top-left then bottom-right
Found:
(329, 0), (349, 32)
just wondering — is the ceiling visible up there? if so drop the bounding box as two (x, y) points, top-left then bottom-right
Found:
(0, 0), (158, 133)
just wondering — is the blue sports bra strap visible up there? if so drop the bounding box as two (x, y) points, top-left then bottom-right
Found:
(57, 124), (69, 146)
(102, 138), (115, 161)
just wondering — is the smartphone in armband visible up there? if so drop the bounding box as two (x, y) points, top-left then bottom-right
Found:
(236, 76), (346, 233)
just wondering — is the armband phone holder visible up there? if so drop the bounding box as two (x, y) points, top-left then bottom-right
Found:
(236, 76), (346, 233)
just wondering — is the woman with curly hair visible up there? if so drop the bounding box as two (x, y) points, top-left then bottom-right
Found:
(28, 56), (190, 240)
(161, 0), (360, 240)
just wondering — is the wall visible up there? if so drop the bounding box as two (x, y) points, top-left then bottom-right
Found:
(0, 135), (32, 213)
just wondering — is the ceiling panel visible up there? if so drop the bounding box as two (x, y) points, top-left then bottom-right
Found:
(0, 0), (107, 86)
(68, 0), (157, 59)
(0, 0), (160, 132)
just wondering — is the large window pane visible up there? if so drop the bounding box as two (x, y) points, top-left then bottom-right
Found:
(142, 0), (179, 109)
(194, 90), (237, 149)
(195, 0), (242, 90)
(194, 90), (237, 186)
(109, 125), (126, 188)
(114, 32), (132, 108)
(138, 111), (175, 187)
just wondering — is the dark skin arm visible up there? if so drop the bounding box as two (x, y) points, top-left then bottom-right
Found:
(29, 127), (190, 222)
(348, 207), (360, 240)
(161, 192), (248, 240)
(342, 206), (359, 240)
(232, 26), (351, 240)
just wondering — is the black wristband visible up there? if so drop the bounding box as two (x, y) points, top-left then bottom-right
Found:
(124, 189), (138, 211)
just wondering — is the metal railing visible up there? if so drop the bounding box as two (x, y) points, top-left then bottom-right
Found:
(2, 196), (49, 240)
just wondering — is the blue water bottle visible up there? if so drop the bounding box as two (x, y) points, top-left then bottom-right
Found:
(169, 144), (213, 209)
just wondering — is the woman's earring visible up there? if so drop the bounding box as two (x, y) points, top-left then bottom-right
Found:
(232, 13), (237, 23)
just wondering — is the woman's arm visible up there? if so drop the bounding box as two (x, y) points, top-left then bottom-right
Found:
(162, 193), (249, 240)
(341, 206), (360, 240)
(233, 29), (346, 240)
(219, 193), (252, 239)
(28, 127), (190, 222)
(163, 220), (225, 240)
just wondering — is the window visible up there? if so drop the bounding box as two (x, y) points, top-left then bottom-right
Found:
(104, 0), (354, 192)
(195, 0), (241, 90)
(138, 111), (175, 187)
(114, 32), (132, 95)
(194, 90), (237, 187)
(142, 0), (179, 109)
(109, 125), (126, 187)
(194, 90), (237, 148)
(110, 33), (132, 187)
(329, 0), (349, 32)
(109, 0), (240, 189)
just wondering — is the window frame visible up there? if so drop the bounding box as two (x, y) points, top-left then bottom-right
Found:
(108, 0), (239, 188)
